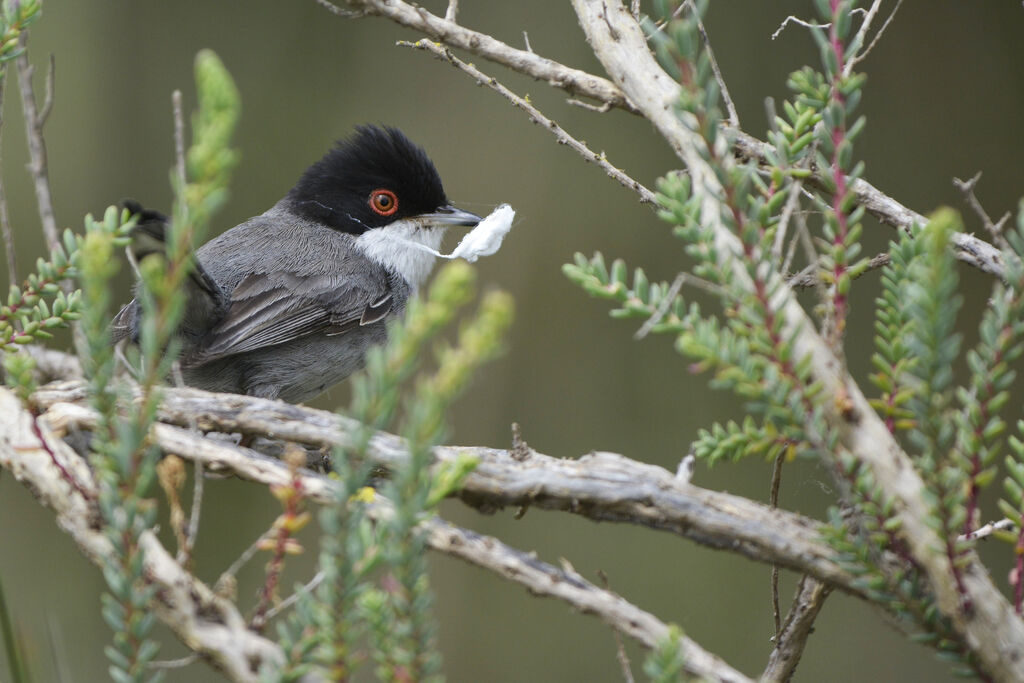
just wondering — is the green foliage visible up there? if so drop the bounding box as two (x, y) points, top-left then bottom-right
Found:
(275, 262), (513, 682)
(869, 232), (923, 433)
(642, 625), (687, 683)
(0, 226), (112, 350)
(691, 417), (800, 466)
(565, 1), (1024, 677)
(0, 0), (40, 64)
(80, 50), (241, 683)
(904, 212), (969, 551)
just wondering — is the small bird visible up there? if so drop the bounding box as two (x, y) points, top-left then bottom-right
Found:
(112, 125), (481, 403)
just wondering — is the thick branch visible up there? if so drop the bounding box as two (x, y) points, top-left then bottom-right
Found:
(0, 389), (286, 682)
(32, 379), (864, 598)
(760, 577), (831, 682)
(31, 395), (749, 683)
(572, 1), (1024, 678)
(334, 0), (637, 112)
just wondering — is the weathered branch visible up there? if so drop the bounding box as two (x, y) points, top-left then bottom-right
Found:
(15, 35), (59, 255)
(31, 378), (866, 599)
(571, 1), (1024, 678)
(0, 61), (15, 286)
(398, 39), (658, 206)
(334, 0), (637, 112)
(760, 577), (831, 682)
(0, 389), (286, 682)
(22, 390), (750, 683)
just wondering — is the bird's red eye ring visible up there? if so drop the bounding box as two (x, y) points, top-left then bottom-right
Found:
(369, 189), (399, 216)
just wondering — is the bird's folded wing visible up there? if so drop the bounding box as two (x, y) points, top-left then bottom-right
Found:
(196, 270), (391, 362)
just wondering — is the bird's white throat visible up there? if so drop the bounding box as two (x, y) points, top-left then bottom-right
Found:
(354, 219), (445, 289)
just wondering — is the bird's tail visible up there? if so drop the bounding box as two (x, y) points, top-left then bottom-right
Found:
(111, 200), (225, 344)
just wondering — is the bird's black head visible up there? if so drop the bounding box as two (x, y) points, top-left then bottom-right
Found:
(286, 125), (476, 234)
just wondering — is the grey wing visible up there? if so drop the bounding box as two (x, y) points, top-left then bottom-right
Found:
(193, 269), (395, 363)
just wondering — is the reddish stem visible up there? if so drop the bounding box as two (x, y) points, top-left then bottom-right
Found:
(1015, 524), (1024, 615)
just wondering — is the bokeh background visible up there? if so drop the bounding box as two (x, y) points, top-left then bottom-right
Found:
(1, 1), (1022, 681)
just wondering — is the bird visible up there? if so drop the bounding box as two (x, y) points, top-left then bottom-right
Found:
(112, 124), (482, 403)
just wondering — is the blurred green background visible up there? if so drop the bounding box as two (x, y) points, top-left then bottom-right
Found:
(1, 1), (1022, 681)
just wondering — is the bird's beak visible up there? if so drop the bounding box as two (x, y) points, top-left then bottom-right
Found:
(420, 204), (482, 227)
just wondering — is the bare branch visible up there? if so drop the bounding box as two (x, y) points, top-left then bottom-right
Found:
(847, 0), (905, 74)
(32, 378), (868, 598)
(444, 0), (458, 23)
(15, 35), (59, 255)
(173, 89), (187, 190)
(399, 39), (657, 206)
(771, 15), (825, 41)
(961, 518), (1016, 543)
(0, 62), (15, 286)
(769, 452), (785, 641)
(39, 54), (55, 124)
(0, 389), (287, 682)
(329, 0), (638, 112)
(686, 1), (738, 126)
(843, 0), (883, 77)
(788, 252), (890, 290)
(17, 389), (752, 683)
(761, 577), (832, 682)
(954, 172), (1012, 250)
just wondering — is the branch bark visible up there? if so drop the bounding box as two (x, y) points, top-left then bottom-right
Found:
(9, 387), (751, 683)
(15, 36), (59, 256)
(31, 378), (866, 599)
(0, 389), (286, 682)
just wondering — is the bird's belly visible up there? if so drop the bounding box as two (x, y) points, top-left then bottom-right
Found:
(182, 325), (388, 403)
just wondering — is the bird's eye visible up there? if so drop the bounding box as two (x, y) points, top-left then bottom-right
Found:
(369, 189), (399, 216)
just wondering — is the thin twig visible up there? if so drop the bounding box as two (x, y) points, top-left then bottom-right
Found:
(847, 0), (905, 74)
(148, 654), (199, 670)
(843, 0), (883, 77)
(769, 451), (785, 640)
(772, 180), (803, 264)
(173, 90), (187, 190)
(954, 172), (1011, 250)
(598, 569), (636, 683)
(263, 571), (325, 623)
(961, 518), (1016, 543)
(0, 62), (15, 286)
(771, 8), (866, 41)
(635, 273), (685, 340)
(788, 252), (890, 289)
(771, 15), (825, 40)
(15, 35), (59, 255)
(444, 0), (458, 23)
(312, 0), (364, 18)
(39, 54), (55, 124)
(567, 98), (612, 113)
(761, 576), (832, 682)
(399, 39), (657, 206)
(522, 31), (533, 53)
(686, 1), (738, 126)
(217, 529), (271, 594)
